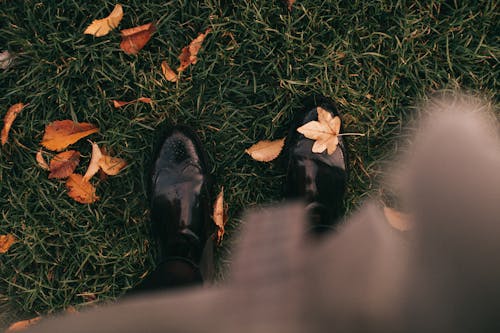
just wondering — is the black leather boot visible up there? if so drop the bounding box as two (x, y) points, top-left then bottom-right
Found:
(134, 126), (214, 292)
(285, 100), (348, 234)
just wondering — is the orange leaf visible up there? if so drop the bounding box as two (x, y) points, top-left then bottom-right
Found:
(0, 234), (16, 254)
(120, 23), (156, 55)
(5, 316), (41, 333)
(161, 61), (178, 82)
(48, 150), (80, 179)
(83, 4), (123, 37)
(177, 28), (211, 72)
(1, 103), (25, 145)
(383, 206), (413, 232)
(36, 150), (50, 170)
(245, 138), (285, 162)
(212, 187), (228, 245)
(297, 106), (341, 155)
(112, 97), (152, 108)
(41, 120), (98, 152)
(66, 174), (99, 204)
(286, 0), (296, 10)
(99, 154), (127, 175)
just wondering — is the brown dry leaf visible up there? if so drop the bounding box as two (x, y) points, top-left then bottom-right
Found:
(0, 50), (14, 70)
(66, 174), (99, 204)
(112, 97), (152, 108)
(297, 106), (341, 155)
(383, 206), (413, 232)
(0, 234), (16, 254)
(48, 150), (80, 179)
(83, 141), (103, 181)
(286, 0), (296, 10)
(83, 4), (123, 37)
(161, 61), (178, 82)
(245, 138), (285, 162)
(41, 120), (99, 152)
(212, 187), (228, 245)
(99, 154), (127, 175)
(5, 316), (41, 333)
(1, 103), (25, 145)
(36, 150), (50, 170)
(120, 23), (156, 55)
(177, 28), (211, 72)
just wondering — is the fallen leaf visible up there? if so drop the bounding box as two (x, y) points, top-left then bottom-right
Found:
(245, 138), (285, 162)
(1, 103), (25, 145)
(112, 97), (152, 108)
(36, 150), (50, 170)
(177, 28), (211, 72)
(383, 206), (413, 232)
(297, 106), (341, 155)
(99, 153), (127, 175)
(5, 316), (41, 333)
(0, 50), (13, 70)
(212, 187), (228, 245)
(66, 174), (99, 204)
(41, 120), (98, 151)
(48, 150), (80, 179)
(83, 141), (103, 181)
(0, 234), (16, 254)
(161, 61), (178, 82)
(84, 4), (123, 37)
(285, 0), (296, 10)
(120, 23), (156, 55)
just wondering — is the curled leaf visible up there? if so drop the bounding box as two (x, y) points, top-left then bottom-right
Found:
(0, 50), (13, 70)
(99, 154), (127, 175)
(178, 28), (211, 72)
(41, 120), (98, 152)
(161, 61), (178, 82)
(297, 106), (340, 155)
(120, 23), (156, 55)
(1, 103), (25, 145)
(66, 174), (99, 204)
(84, 141), (103, 181)
(212, 187), (228, 245)
(36, 150), (50, 170)
(245, 138), (285, 162)
(112, 97), (152, 108)
(84, 4), (123, 37)
(49, 150), (80, 179)
(383, 206), (413, 232)
(0, 234), (16, 254)
(5, 316), (41, 333)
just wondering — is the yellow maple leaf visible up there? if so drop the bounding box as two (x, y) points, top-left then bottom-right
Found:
(84, 4), (123, 37)
(297, 106), (341, 155)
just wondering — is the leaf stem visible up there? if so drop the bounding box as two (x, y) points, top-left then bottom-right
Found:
(337, 133), (365, 137)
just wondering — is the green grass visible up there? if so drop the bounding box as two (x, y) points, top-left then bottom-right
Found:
(0, 0), (498, 325)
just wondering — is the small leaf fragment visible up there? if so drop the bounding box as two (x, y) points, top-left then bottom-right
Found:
(383, 206), (413, 232)
(212, 187), (228, 245)
(120, 23), (156, 55)
(84, 4), (123, 37)
(112, 97), (152, 108)
(177, 28), (211, 72)
(48, 150), (80, 179)
(0, 50), (13, 70)
(36, 150), (50, 170)
(99, 154), (127, 175)
(5, 316), (41, 333)
(245, 138), (285, 162)
(0, 234), (16, 254)
(1, 103), (25, 145)
(66, 174), (99, 204)
(41, 120), (98, 151)
(84, 141), (103, 181)
(297, 106), (341, 155)
(161, 61), (178, 82)
(285, 0), (296, 10)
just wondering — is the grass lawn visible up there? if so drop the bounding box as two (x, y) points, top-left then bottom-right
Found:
(0, 0), (498, 326)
